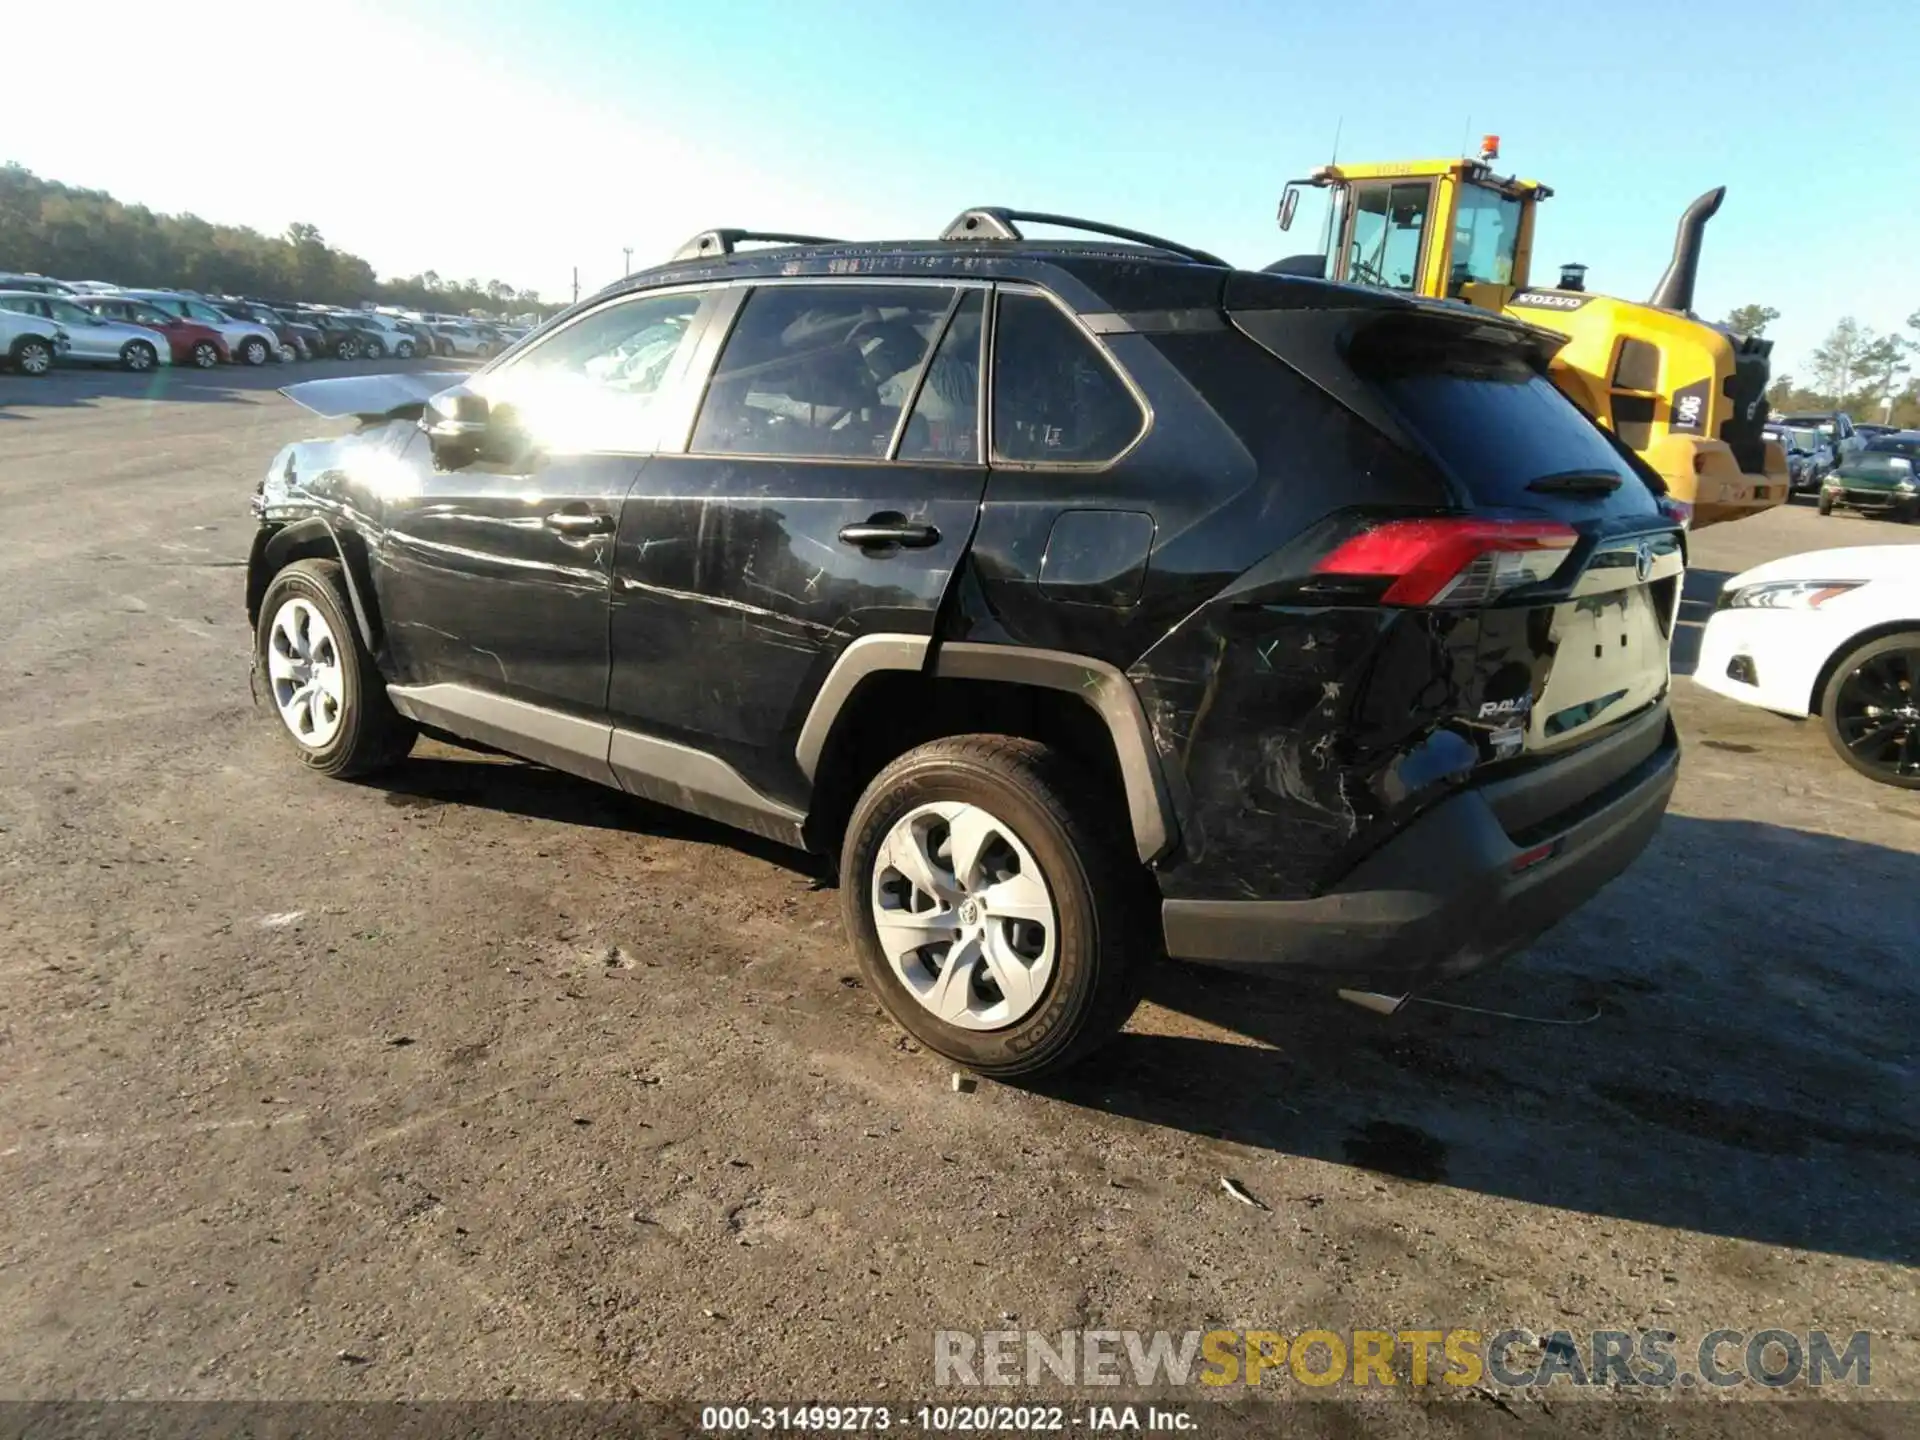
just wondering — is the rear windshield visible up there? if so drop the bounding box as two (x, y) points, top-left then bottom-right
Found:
(1365, 344), (1662, 517)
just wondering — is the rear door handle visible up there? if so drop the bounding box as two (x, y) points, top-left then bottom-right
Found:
(545, 510), (614, 536)
(839, 519), (940, 549)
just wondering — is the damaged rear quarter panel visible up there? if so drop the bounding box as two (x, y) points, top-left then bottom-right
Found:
(1134, 597), (1483, 903)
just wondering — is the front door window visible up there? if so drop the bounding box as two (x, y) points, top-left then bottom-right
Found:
(1345, 181), (1430, 291)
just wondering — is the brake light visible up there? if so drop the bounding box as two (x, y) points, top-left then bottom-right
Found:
(1314, 518), (1578, 606)
(1658, 497), (1693, 529)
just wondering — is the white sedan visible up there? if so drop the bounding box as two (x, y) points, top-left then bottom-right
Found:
(1695, 546), (1920, 788)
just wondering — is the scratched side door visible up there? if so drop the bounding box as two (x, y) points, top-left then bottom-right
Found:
(607, 281), (988, 806)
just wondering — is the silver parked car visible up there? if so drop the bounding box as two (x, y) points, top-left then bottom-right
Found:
(0, 291), (171, 372)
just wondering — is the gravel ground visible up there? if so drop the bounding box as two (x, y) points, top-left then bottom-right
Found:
(1, 362), (1916, 1423)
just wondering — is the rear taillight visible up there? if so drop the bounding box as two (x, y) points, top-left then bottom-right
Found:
(1658, 497), (1694, 529)
(1313, 518), (1578, 606)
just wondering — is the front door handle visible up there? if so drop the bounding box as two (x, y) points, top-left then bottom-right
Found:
(544, 509), (614, 536)
(839, 518), (940, 549)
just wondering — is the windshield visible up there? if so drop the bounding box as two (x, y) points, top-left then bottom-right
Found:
(1450, 183), (1524, 289)
(1780, 428), (1820, 454)
(1865, 437), (1920, 461)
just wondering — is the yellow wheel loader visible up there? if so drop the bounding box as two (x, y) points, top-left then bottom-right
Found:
(1274, 140), (1788, 528)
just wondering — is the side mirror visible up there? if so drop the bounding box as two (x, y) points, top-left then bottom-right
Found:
(421, 388), (490, 469)
(1278, 184), (1301, 233)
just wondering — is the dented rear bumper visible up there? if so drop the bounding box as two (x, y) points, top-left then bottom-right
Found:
(1162, 716), (1678, 986)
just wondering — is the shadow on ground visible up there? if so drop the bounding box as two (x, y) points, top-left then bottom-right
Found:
(1033, 814), (1920, 1265)
(363, 751), (825, 881)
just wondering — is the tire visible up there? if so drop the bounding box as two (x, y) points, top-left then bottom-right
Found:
(436, 340), (454, 358)
(336, 338), (362, 361)
(839, 735), (1152, 1078)
(1819, 631), (1920, 790)
(121, 339), (158, 373)
(11, 336), (54, 376)
(276, 342), (296, 363)
(239, 335), (270, 366)
(191, 340), (221, 369)
(255, 559), (416, 779)
(362, 338), (385, 360)
(394, 340), (414, 359)
(1818, 494), (1834, 515)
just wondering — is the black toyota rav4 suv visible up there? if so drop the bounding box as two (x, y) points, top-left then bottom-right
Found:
(245, 208), (1684, 1077)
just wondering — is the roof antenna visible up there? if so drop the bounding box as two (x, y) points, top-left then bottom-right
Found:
(1461, 114), (1472, 159)
(1329, 115), (1343, 167)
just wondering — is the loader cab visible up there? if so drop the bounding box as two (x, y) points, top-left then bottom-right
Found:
(1280, 151), (1549, 305)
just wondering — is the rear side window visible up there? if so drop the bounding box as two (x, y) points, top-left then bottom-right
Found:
(991, 293), (1142, 465)
(692, 284), (955, 459)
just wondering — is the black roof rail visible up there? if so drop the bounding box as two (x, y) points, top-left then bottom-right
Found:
(939, 207), (1227, 268)
(671, 229), (842, 262)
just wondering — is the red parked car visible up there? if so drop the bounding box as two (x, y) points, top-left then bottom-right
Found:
(76, 296), (230, 368)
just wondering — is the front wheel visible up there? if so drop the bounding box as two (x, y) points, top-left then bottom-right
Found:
(11, 336), (54, 376)
(394, 340), (414, 359)
(336, 338), (362, 361)
(239, 336), (270, 366)
(121, 339), (158, 372)
(276, 342), (297, 363)
(1820, 632), (1920, 789)
(839, 735), (1151, 1078)
(361, 338), (385, 360)
(256, 559), (416, 778)
(1818, 494), (1834, 515)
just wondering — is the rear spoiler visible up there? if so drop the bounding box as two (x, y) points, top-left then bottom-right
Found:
(280, 371), (466, 423)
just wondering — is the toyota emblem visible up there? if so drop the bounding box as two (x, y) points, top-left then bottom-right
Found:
(1635, 539), (1655, 582)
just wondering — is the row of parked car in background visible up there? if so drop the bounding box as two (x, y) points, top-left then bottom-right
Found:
(0, 270), (530, 377)
(1764, 410), (1918, 525)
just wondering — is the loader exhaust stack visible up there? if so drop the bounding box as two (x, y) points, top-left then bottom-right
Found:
(1648, 187), (1725, 314)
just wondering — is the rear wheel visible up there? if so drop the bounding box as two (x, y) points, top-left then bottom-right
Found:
(336, 337), (362, 361)
(190, 339), (221, 368)
(256, 559), (416, 778)
(239, 335), (270, 366)
(362, 338), (386, 360)
(839, 735), (1152, 1078)
(276, 341), (296, 363)
(121, 339), (158, 373)
(1818, 494), (1834, 515)
(395, 339), (414, 359)
(1820, 632), (1920, 789)
(11, 336), (54, 376)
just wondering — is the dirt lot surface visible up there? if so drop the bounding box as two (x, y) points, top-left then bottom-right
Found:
(2, 363), (1917, 1420)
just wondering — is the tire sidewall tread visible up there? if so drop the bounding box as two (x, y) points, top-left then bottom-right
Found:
(839, 733), (1151, 1078)
(256, 558), (414, 779)
(1819, 630), (1920, 790)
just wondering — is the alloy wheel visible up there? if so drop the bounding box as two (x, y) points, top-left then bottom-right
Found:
(193, 342), (219, 368)
(869, 801), (1057, 1031)
(125, 343), (155, 372)
(266, 597), (345, 749)
(1834, 646), (1920, 782)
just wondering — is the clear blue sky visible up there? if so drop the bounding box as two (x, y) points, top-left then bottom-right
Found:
(10, 0), (1917, 379)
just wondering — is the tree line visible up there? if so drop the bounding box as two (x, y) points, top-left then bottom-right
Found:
(1725, 303), (1920, 429)
(0, 164), (554, 319)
